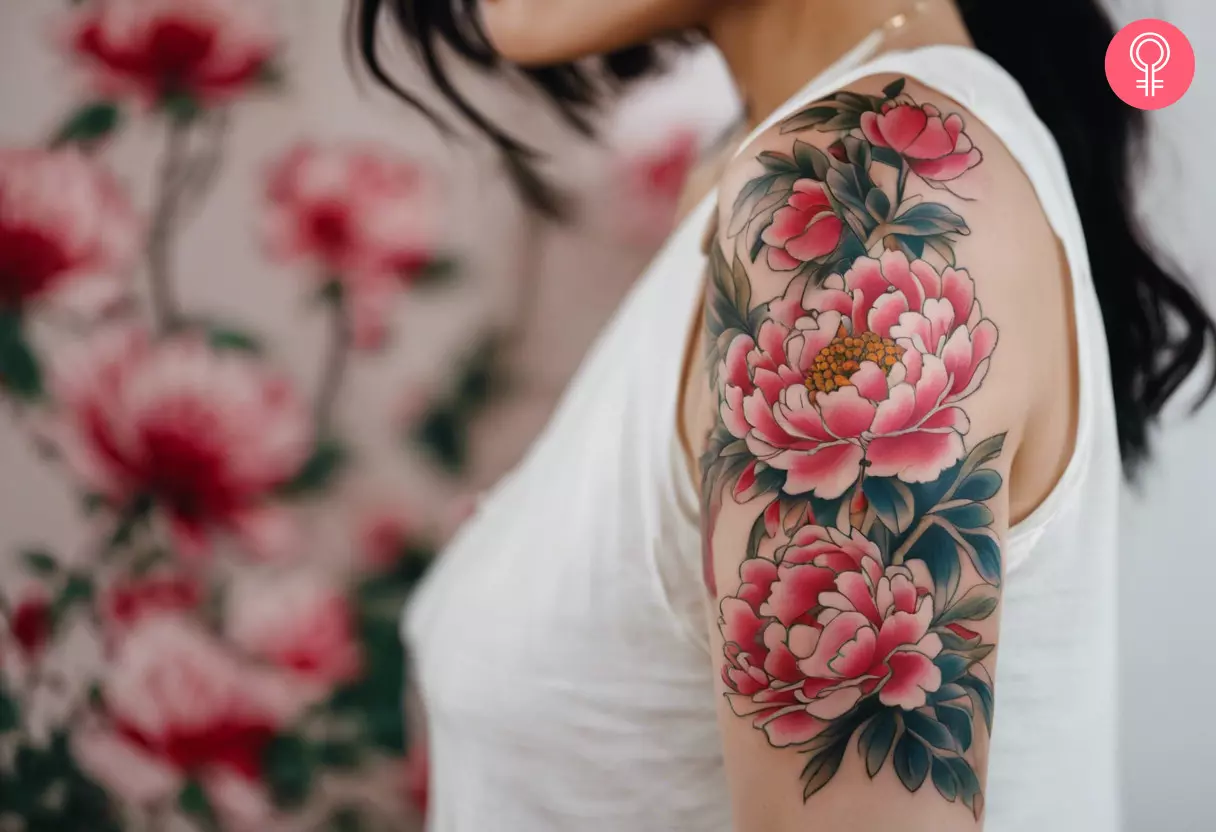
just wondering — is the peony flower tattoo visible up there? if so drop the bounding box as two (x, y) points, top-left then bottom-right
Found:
(718, 250), (996, 499)
(861, 101), (984, 185)
(761, 179), (845, 271)
(721, 525), (944, 747)
(704, 78), (999, 816)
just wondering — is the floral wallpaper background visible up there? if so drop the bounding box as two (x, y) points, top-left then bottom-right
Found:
(0, 1), (734, 830)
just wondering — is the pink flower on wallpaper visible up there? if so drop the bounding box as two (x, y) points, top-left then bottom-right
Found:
(51, 328), (311, 560)
(0, 148), (139, 312)
(616, 129), (699, 247)
(74, 616), (303, 823)
(720, 524), (943, 747)
(67, 0), (277, 106)
(860, 101), (983, 183)
(359, 507), (413, 572)
(264, 142), (440, 350)
(226, 570), (362, 689)
(102, 573), (202, 638)
(761, 179), (845, 271)
(719, 251), (996, 498)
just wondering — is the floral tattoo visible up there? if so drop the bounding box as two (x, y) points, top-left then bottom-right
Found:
(703, 79), (997, 816)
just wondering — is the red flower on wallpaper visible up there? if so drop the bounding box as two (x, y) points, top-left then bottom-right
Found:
(226, 570), (362, 689)
(761, 179), (845, 271)
(67, 0), (278, 106)
(51, 328), (311, 560)
(0, 148), (139, 312)
(11, 592), (53, 658)
(718, 251), (995, 498)
(264, 142), (440, 350)
(860, 101), (983, 183)
(616, 128), (699, 248)
(74, 616), (305, 823)
(720, 524), (943, 747)
(359, 506), (417, 572)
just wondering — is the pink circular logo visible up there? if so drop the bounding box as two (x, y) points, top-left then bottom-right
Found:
(1106, 19), (1195, 110)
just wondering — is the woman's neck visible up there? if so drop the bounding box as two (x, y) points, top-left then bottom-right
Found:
(705, 0), (972, 128)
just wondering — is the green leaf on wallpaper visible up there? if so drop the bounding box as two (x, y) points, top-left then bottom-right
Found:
(257, 60), (287, 89)
(207, 325), (263, 355)
(329, 807), (369, 832)
(318, 279), (345, 307)
(410, 256), (459, 288)
(279, 439), (348, 497)
(22, 549), (59, 576)
(263, 734), (316, 809)
(52, 574), (95, 620)
(51, 101), (123, 147)
(0, 686), (18, 733)
(0, 311), (43, 400)
(319, 739), (363, 770)
(413, 403), (469, 474)
(178, 779), (219, 831)
(129, 546), (169, 576)
(413, 335), (509, 476)
(106, 494), (153, 550)
(7, 731), (123, 830)
(161, 91), (202, 125)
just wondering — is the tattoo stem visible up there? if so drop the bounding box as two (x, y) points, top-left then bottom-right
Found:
(147, 121), (191, 332)
(314, 286), (352, 436)
(895, 161), (910, 208)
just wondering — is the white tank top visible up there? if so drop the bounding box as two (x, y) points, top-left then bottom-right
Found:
(405, 44), (1121, 831)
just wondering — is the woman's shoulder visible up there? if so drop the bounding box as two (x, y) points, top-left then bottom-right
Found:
(707, 72), (1077, 510)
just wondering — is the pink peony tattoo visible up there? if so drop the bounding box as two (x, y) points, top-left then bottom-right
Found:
(703, 78), (998, 816)
(761, 179), (846, 271)
(861, 101), (983, 184)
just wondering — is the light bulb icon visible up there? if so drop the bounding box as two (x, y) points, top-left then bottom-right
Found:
(1130, 32), (1170, 97)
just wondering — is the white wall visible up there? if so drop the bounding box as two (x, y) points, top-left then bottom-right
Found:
(1109, 1), (1216, 830)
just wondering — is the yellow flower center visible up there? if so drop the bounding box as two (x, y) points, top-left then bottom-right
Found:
(806, 325), (905, 394)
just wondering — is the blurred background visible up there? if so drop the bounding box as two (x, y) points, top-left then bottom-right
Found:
(0, 0), (1210, 830)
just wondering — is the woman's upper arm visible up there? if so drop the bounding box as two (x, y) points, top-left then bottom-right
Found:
(699, 75), (1051, 831)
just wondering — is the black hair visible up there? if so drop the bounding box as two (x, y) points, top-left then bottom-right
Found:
(349, 0), (678, 216)
(352, 0), (1215, 473)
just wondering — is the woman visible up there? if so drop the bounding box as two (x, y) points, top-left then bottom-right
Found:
(359, 1), (1214, 829)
